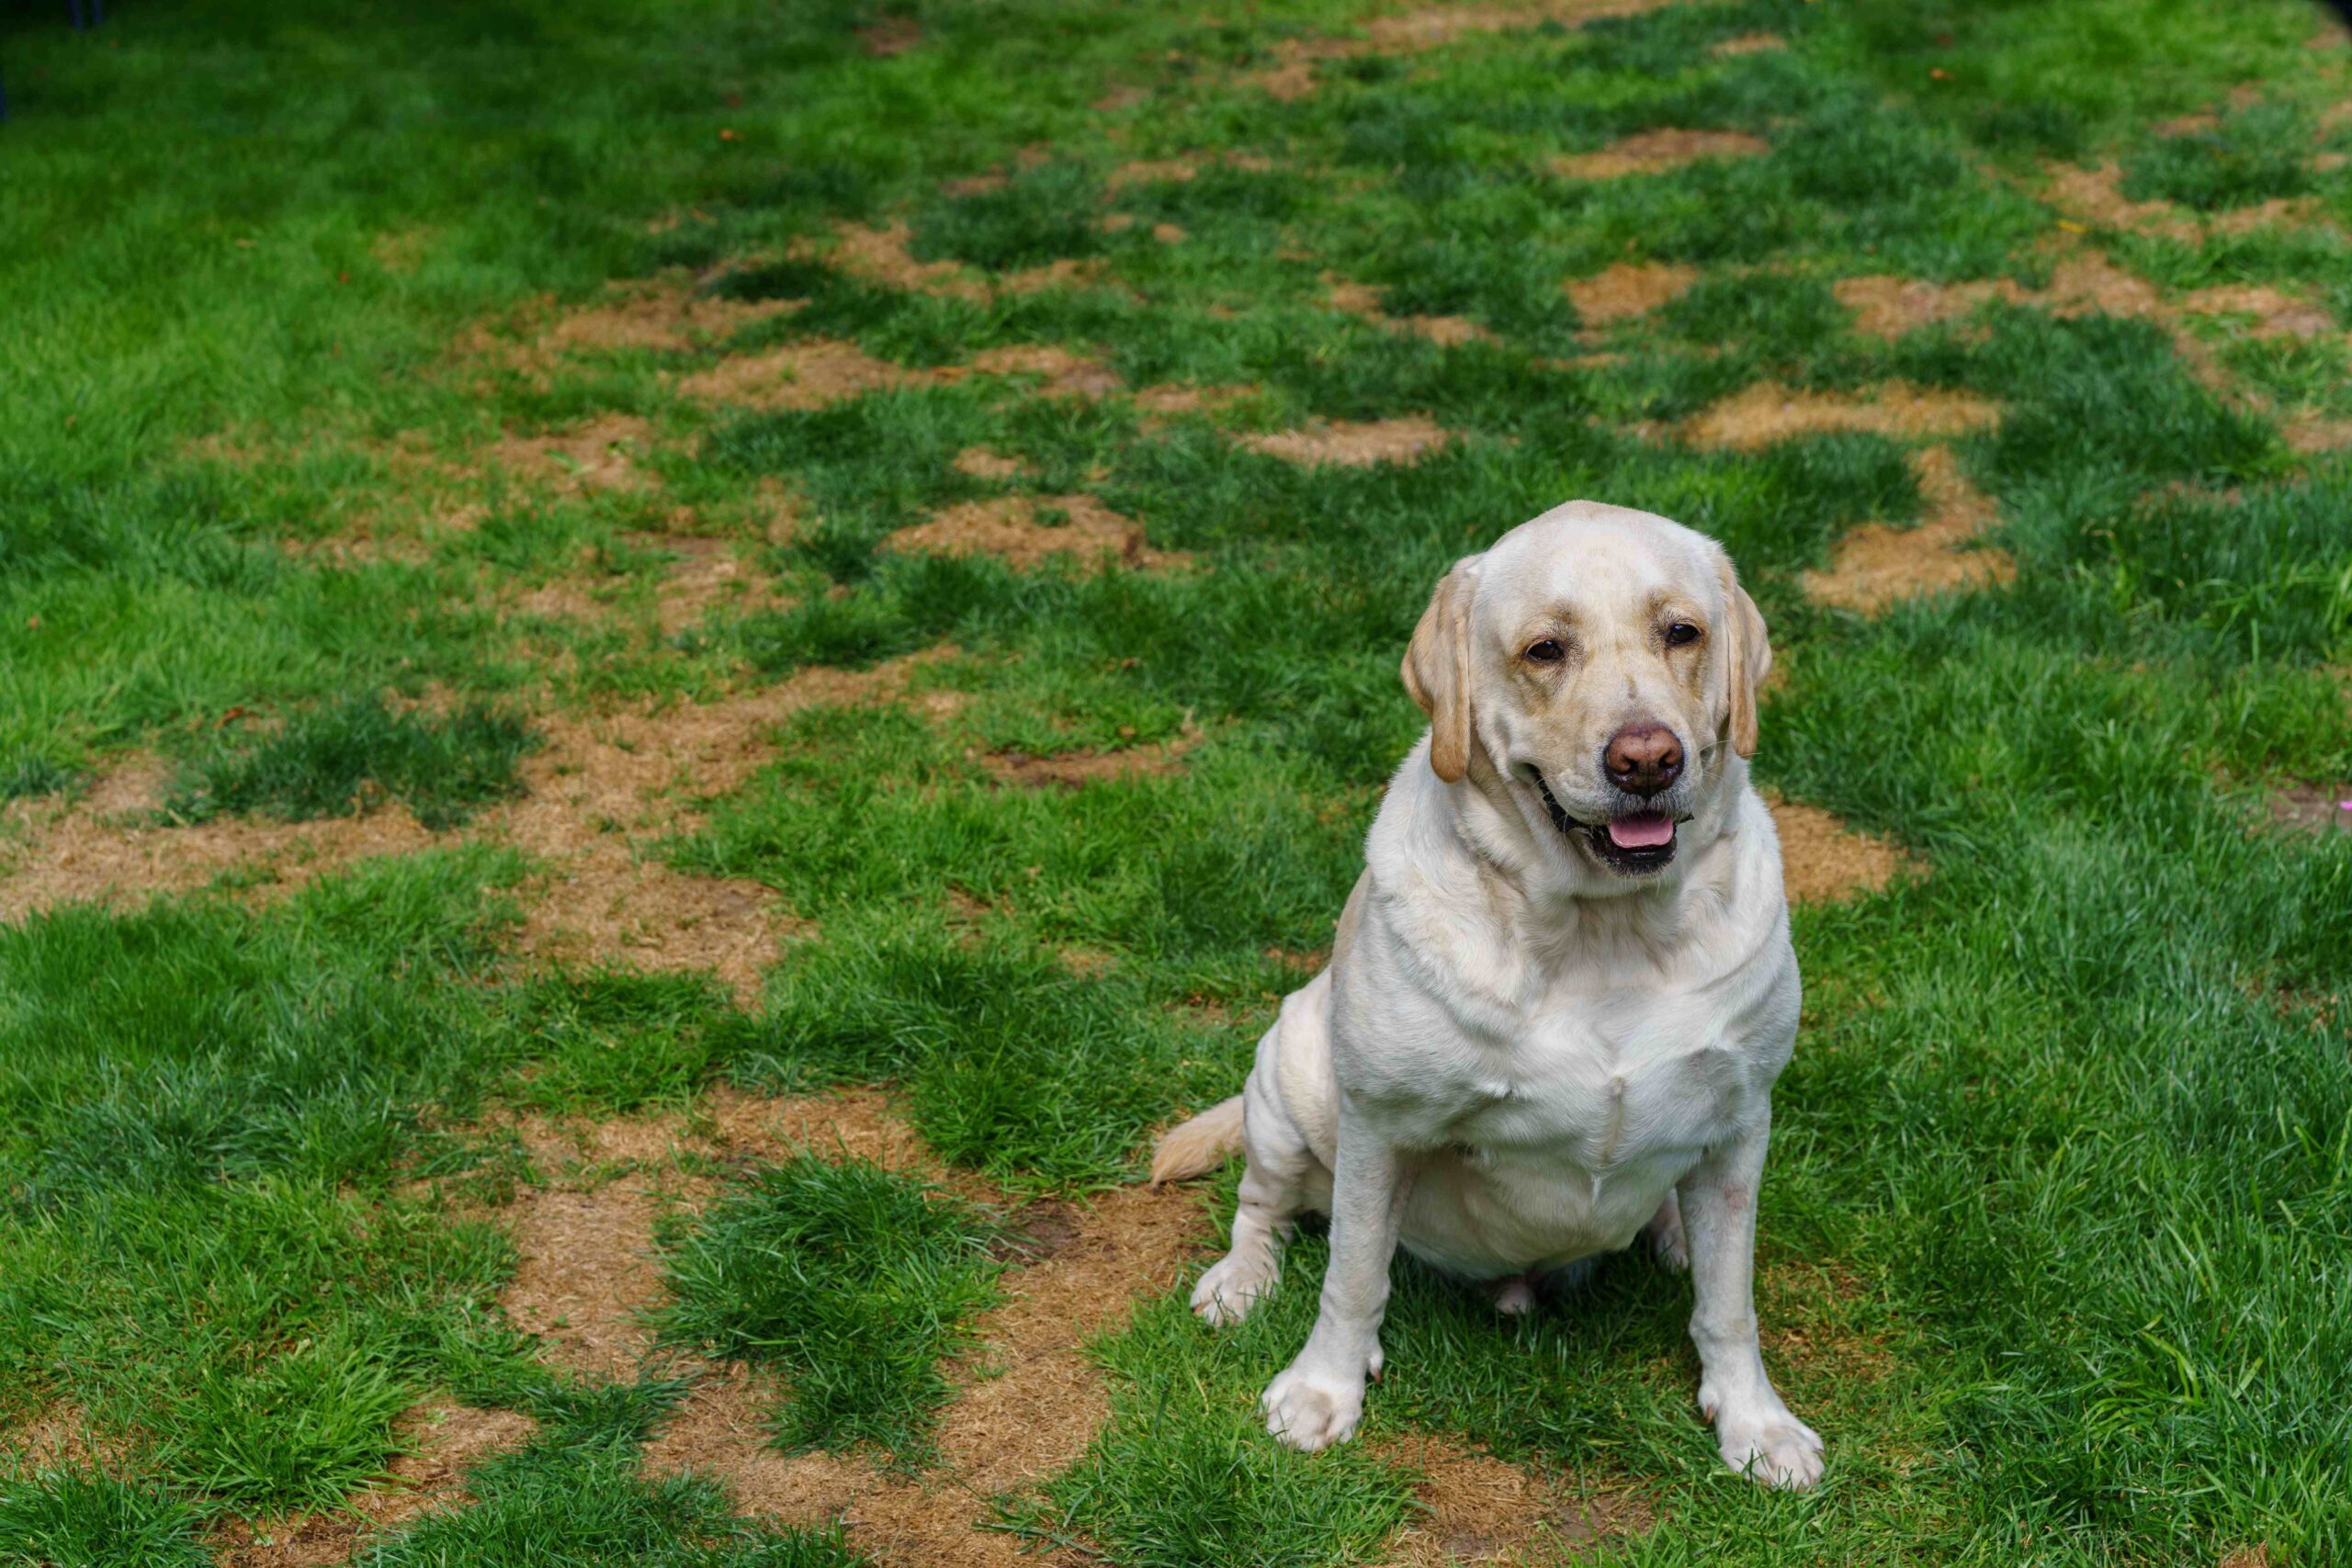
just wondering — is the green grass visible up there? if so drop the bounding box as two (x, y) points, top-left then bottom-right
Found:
(2, 0), (2350, 1562)
(166, 694), (538, 830)
(654, 1156), (1005, 1463)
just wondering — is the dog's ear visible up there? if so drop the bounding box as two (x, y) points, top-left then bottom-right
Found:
(1403, 558), (1480, 783)
(1715, 553), (1771, 759)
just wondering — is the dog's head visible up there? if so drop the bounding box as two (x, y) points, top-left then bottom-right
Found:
(1402, 501), (1770, 886)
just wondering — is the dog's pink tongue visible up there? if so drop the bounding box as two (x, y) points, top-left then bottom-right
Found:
(1608, 813), (1675, 849)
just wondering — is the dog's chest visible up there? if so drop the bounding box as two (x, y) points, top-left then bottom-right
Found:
(1418, 987), (1771, 1168)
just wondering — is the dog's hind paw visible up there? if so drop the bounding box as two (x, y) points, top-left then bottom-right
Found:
(1191, 1252), (1276, 1327)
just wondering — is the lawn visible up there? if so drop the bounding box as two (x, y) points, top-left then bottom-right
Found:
(2, 0), (2349, 1563)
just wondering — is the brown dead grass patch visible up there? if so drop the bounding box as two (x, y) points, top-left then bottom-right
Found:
(1804, 446), (2012, 614)
(0, 760), (439, 924)
(212, 1404), (538, 1568)
(628, 533), (794, 637)
(858, 17), (923, 57)
(1326, 277), (1498, 347)
(979, 725), (1199, 788)
(490, 412), (661, 495)
(458, 277), (800, 379)
(2178, 283), (2335, 339)
(966, 343), (1125, 399)
(884, 495), (1185, 572)
(2267, 782), (2352, 834)
(498, 649), (957, 999)
(5, 648), (960, 987)
(1552, 128), (1770, 180)
(500, 1182), (672, 1378)
(1245, 0), (1688, 98)
(516, 863), (806, 1008)
(537, 280), (798, 360)
(1564, 260), (1698, 327)
(2041, 161), (2332, 246)
(1375, 1434), (1652, 1565)
(953, 446), (1036, 481)
(1682, 381), (2001, 452)
(675, 337), (927, 411)
(802, 222), (1110, 306)
(1711, 30), (1785, 56)
(2283, 412), (2352, 453)
(0, 1401), (126, 1472)
(1835, 275), (2030, 341)
(1238, 415), (1456, 468)
(643, 1179), (1212, 1565)
(1766, 793), (1916, 904)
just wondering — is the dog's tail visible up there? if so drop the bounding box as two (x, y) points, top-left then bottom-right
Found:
(1149, 1094), (1245, 1187)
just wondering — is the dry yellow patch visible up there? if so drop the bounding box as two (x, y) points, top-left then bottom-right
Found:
(1238, 415), (1457, 468)
(1681, 381), (2001, 452)
(1766, 794), (1916, 904)
(1565, 260), (1699, 326)
(1552, 128), (1770, 180)
(885, 494), (1185, 572)
(1803, 447), (2013, 615)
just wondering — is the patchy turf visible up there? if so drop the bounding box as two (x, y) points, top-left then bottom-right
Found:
(4, 0), (2351, 1562)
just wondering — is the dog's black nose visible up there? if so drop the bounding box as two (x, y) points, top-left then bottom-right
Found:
(1603, 725), (1683, 795)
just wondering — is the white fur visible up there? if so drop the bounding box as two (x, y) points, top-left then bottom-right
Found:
(1166, 502), (1823, 1488)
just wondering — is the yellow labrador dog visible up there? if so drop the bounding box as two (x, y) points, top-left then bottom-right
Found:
(1153, 501), (1823, 1488)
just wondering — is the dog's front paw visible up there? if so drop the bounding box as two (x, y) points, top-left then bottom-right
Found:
(1707, 1393), (1824, 1489)
(1261, 1359), (1368, 1452)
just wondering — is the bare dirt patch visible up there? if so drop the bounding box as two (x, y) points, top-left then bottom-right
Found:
(1564, 260), (1698, 327)
(1803, 446), (2013, 614)
(1552, 128), (1770, 180)
(1238, 415), (1456, 468)
(1375, 1434), (1652, 1565)
(1682, 381), (2001, 452)
(884, 495), (1185, 572)
(212, 1404), (538, 1567)
(1765, 794), (1915, 904)
(1326, 277), (1498, 347)
(491, 412), (661, 496)
(1711, 30), (1785, 57)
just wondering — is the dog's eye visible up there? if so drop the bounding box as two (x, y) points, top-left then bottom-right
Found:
(1524, 638), (1566, 664)
(1665, 622), (1702, 648)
